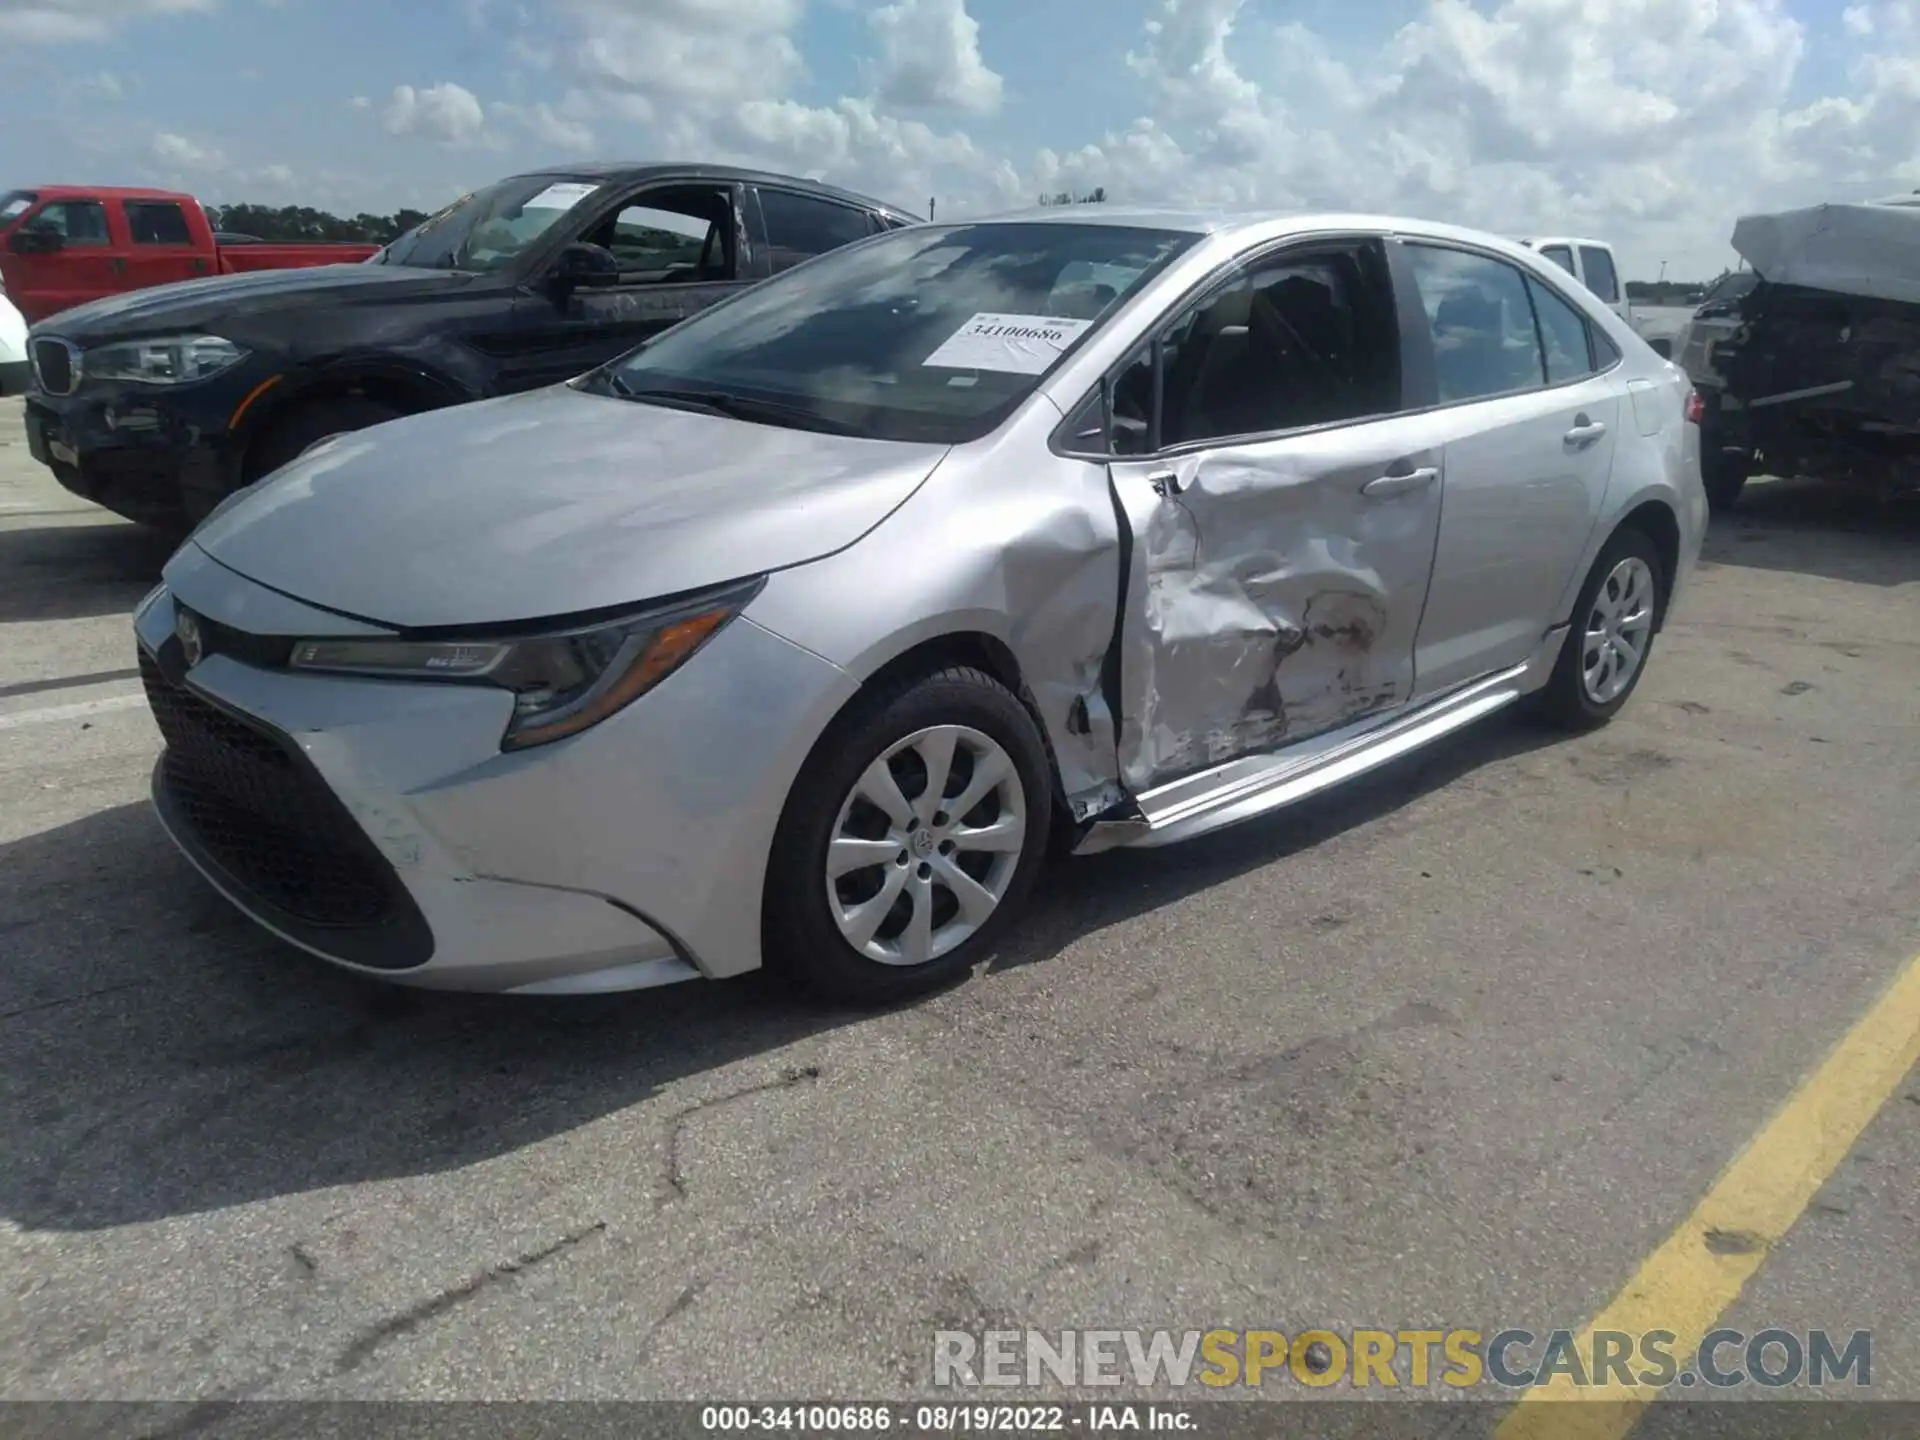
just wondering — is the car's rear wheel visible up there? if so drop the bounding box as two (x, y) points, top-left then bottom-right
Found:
(763, 666), (1052, 1005)
(1701, 445), (1751, 513)
(1535, 526), (1667, 731)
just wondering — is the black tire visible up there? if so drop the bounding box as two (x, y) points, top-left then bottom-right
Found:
(1701, 446), (1751, 513)
(762, 665), (1053, 1006)
(1535, 525), (1668, 731)
(246, 396), (406, 482)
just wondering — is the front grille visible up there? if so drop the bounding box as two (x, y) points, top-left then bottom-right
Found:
(139, 649), (402, 928)
(31, 338), (75, 396)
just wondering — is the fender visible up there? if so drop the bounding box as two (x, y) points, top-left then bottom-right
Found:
(233, 355), (476, 479)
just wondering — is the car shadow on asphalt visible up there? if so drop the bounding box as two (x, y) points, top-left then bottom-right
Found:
(0, 517), (178, 624)
(987, 709), (1568, 977)
(0, 710), (1566, 1233)
(1703, 476), (1920, 588)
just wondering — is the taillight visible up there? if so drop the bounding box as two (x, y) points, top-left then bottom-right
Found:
(1684, 390), (1704, 425)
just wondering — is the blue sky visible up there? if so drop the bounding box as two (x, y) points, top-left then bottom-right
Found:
(2, 0), (1915, 279)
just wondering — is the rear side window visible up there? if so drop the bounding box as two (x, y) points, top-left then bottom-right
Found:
(1526, 275), (1600, 383)
(126, 201), (193, 245)
(1404, 243), (1546, 403)
(25, 200), (110, 245)
(1539, 244), (1576, 276)
(1578, 245), (1621, 303)
(758, 189), (873, 273)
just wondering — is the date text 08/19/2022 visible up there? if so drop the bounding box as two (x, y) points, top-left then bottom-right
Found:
(700, 1404), (1194, 1432)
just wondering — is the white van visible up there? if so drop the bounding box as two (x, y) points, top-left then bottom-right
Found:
(0, 277), (25, 396)
(1519, 236), (1633, 327)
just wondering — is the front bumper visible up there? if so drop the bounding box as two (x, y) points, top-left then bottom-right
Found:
(23, 375), (246, 529)
(135, 552), (859, 993)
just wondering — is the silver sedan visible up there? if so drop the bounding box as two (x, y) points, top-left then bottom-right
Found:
(133, 206), (1706, 1002)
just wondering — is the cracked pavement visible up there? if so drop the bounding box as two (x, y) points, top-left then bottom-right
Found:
(1, 395), (1916, 1408)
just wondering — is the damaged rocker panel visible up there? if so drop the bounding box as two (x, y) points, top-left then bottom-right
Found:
(1074, 655), (1547, 854)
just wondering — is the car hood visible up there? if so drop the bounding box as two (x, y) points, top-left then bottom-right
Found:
(189, 384), (951, 630)
(33, 264), (466, 339)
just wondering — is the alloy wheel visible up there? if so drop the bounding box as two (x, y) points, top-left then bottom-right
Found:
(824, 724), (1027, 968)
(1581, 555), (1656, 705)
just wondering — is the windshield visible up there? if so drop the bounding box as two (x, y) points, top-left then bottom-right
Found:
(377, 175), (604, 273)
(1704, 271), (1758, 305)
(0, 191), (36, 227)
(592, 221), (1198, 444)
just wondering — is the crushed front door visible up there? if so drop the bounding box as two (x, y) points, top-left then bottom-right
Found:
(1107, 416), (1446, 794)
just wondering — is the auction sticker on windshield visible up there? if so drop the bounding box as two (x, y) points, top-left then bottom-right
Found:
(923, 313), (1094, 374)
(524, 182), (599, 213)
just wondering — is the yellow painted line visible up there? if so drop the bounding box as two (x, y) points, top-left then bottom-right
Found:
(1496, 947), (1920, 1440)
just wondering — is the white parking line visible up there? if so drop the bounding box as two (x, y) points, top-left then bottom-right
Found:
(0, 692), (148, 731)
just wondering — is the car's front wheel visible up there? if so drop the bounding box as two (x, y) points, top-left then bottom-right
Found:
(763, 666), (1053, 1005)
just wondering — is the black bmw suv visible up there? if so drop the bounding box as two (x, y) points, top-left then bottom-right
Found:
(22, 163), (919, 530)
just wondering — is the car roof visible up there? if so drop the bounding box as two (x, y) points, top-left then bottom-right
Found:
(10, 185), (196, 203)
(503, 162), (922, 222)
(945, 205), (1586, 259)
(1520, 235), (1616, 251)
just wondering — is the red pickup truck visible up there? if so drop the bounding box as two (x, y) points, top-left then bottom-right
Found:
(0, 186), (381, 325)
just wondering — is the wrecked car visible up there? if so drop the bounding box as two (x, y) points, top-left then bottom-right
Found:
(1680, 201), (1920, 511)
(134, 208), (1705, 1003)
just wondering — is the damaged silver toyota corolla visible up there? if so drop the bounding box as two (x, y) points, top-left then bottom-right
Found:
(134, 207), (1706, 1001)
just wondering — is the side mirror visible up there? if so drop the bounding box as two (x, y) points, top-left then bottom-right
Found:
(8, 227), (62, 256)
(549, 242), (620, 294)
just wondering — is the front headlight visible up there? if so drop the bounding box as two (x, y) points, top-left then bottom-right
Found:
(83, 334), (248, 386)
(287, 577), (765, 750)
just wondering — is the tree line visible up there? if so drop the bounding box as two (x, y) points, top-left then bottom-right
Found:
(204, 203), (434, 243)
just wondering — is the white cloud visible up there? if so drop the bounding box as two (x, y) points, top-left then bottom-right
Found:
(553, 0), (805, 123)
(0, 0), (215, 44)
(492, 97), (596, 153)
(149, 129), (222, 170)
(866, 0), (1003, 115)
(382, 81), (488, 147)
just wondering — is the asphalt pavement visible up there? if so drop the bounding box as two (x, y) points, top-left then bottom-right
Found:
(1, 395), (1915, 1426)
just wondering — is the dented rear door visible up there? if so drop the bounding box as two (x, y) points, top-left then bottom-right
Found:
(1107, 417), (1444, 794)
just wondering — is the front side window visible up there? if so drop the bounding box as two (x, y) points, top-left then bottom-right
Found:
(590, 221), (1197, 445)
(758, 189), (873, 273)
(126, 201), (192, 246)
(1526, 274), (1600, 384)
(26, 201), (110, 246)
(1578, 245), (1621, 303)
(378, 175), (605, 273)
(581, 188), (733, 282)
(1108, 244), (1402, 451)
(1404, 244), (1546, 403)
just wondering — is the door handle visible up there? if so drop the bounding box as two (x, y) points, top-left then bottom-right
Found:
(111, 258), (126, 273)
(1361, 466), (1438, 498)
(1148, 471), (1183, 498)
(1565, 413), (1608, 445)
